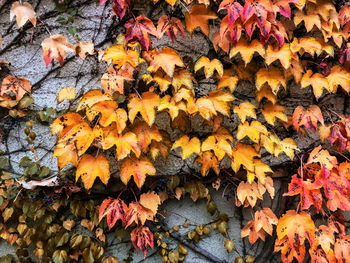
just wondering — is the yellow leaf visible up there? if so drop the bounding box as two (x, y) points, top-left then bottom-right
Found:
(194, 56), (223, 79)
(147, 47), (184, 77)
(236, 121), (267, 143)
(76, 154), (110, 190)
(128, 91), (160, 126)
(231, 143), (260, 172)
(102, 44), (140, 68)
(120, 156), (156, 188)
(301, 70), (331, 99)
(265, 43), (292, 69)
(256, 68), (286, 95)
(233, 102), (257, 123)
(229, 39), (265, 65)
(261, 102), (288, 125)
(172, 135), (201, 159)
(57, 87), (76, 103)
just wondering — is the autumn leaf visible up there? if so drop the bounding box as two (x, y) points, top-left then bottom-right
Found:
(76, 90), (112, 118)
(307, 146), (337, 172)
(255, 84), (277, 104)
(101, 130), (141, 160)
(102, 44), (140, 68)
(283, 174), (323, 212)
(131, 120), (162, 153)
(236, 121), (267, 143)
(99, 198), (129, 229)
(301, 70), (331, 99)
(101, 64), (134, 95)
(10, 1), (36, 28)
(172, 69), (197, 91)
(334, 235), (350, 263)
(172, 135), (201, 159)
(314, 225), (335, 253)
(90, 100), (128, 130)
(157, 16), (184, 42)
(326, 65), (350, 93)
(292, 105), (324, 132)
(254, 208), (278, 236)
(125, 15), (157, 50)
(208, 90), (235, 116)
(276, 210), (315, 248)
(120, 156), (156, 188)
(128, 91), (160, 126)
(233, 102), (257, 123)
(126, 192), (160, 226)
(185, 4), (217, 36)
(229, 38), (265, 65)
(217, 69), (238, 93)
(41, 35), (75, 67)
(265, 43), (292, 69)
(201, 135), (232, 160)
(0, 76), (31, 101)
(112, 0), (130, 19)
(237, 181), (262, 207)
(147, 47), (184, 77)
(194, 56), (223, 79)
(195, 151), (220, 176)
(231, 143), (260, 173)
(261, 102), (288, 125)
(256, 67), (286, 95)
(241, 220), (266, 244)
(75, 41), (94, 60)
(76, 154), (110, 190)
(57, 87), (76, 103)
(158, 95), (187, 120)
(130, 226), (154, 258)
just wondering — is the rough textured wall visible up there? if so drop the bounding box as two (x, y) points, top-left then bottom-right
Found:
(0, 0), (349, 262)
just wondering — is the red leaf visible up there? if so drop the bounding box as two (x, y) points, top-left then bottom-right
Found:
(130, 226), (154, 258)
(125, 15), (157, 50)
(99, 198), (129, 229)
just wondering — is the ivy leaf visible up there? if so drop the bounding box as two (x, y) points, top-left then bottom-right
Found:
(172, 135), (201, 159)
(292, 105), (324, 132)
(231, 143), (260, 172)
(0, 76), (31, 101)
(76, 154), (110, 190)
(157, 16), (184, 42)
(185, 4), (218, 36)
(130, 226), (154, 258)
(195, 151), (220, 176)
(301, 70), (331, 99)
(261, 102), (288, 126)
(112, 0), (130, 19)
(233, 102), (257, 123)
(128, 91), (160, 126)
(125, 15), (157, 50)
(194, 56), (223, 79)
(41, 35), (74, 66)
(229, 38), (265, 65)
(283, 174), (323, 212)
(90, 100), (128, 129)
(10, 1), (36, 28)
(102, 44), (140, 68)
(237, 181), (262, 207)
(99, 198), (129, 229)
(57, 87), (76, 103)
(276, 210), (315, 248)
(120, 156), (156, 188)
(147, 47), (184, 77)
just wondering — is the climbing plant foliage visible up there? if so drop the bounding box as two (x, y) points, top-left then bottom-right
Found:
(0, 0), (349, 262)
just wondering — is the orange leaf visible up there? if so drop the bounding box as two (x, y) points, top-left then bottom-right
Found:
(172, 135), (201, 159)
(236, 121), (267, 143)
(237, 181), (262, 207)
(292, 105), (324, 132)
(254, 208), (278, 236)
(334, 235), (350, 263)
(229, 38), (265, 65)
(256, 67), (286, 95)
(76, 154), (110, 190)
(99, 198), (129, 229)
(0, 76), (31, 101)
(131, 120), (162, 153)
(147, 47), (184, 77)
(326, 65), (350, 93)
(194, 56), (223, 79)
(102, 44), (140, 68)
(101, 64), (134, 95)
(41, 35), (74, 67)
(231, 143), (260, 172)
(10, 1), (36, 28)
(301, 70), (331, 99)
(261, 102), (288, 125)
(265, 43), (292, 69)
(276, 210), (315, 249)
(128, 91), (160, 126)
(233, 102), (257, 123)
(195, 151), (220, 176)
(75, 41), (94, 60)
(185, 4), (217, 36)
(120, 156), (156, 188)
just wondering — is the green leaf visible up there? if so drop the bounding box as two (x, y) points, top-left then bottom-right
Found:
(26, 163), (40, 176)
(39, 166), (50, 178)
(20, 157), (32, 167)
(0, 157), (9, 169)
(18, 96), (34, 109)
(55, 231), (69, 247)
(55, 16), (68, 25)
(52, 250), (67, 263)
(0, 254), (12, 263)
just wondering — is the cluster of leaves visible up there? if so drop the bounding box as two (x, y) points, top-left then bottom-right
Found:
(0, 0), (349, 262)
